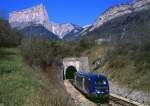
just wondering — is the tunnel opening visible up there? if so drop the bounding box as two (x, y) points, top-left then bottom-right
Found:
(65, 66), (77, 79)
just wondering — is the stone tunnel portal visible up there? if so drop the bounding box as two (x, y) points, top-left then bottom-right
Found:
(63, 57), (89, 80)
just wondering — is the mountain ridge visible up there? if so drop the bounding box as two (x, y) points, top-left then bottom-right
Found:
(89, 0), (150, 32)
(9, 0), (150, 40)
(9, 4), (83, 39)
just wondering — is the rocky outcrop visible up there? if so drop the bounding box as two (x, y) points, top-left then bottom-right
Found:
(133, 0), (150, 11)
(9, 4), (83, 39)
(9, 4), (49, 29)
(90, 0), (150, 31)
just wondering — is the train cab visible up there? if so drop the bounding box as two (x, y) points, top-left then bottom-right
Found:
(74, 71), (109, 103)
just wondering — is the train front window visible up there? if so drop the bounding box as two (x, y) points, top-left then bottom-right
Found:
(95, 78), (108, 91)
(96, 78), (107, 85)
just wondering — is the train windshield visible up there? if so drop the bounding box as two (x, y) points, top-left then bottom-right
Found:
(95, 78), (108, 91)
(96, 78), (107, 85)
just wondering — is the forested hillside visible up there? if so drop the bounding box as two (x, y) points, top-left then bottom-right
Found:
(83, 8), (150, 91)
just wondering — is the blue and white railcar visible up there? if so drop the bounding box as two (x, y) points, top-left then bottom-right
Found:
(74, 71), (109, 103)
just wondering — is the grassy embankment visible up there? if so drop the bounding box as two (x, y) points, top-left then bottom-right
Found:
(0, 47), (71, 106)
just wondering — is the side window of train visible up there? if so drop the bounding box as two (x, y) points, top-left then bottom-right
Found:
(76, 75), (82, 87)
(74, 75), (77, 84)
(76, 75), (80, 85)
(84, 77), (92, 92)
(79, 76), (83, 88)
(96, 78), (107, 85)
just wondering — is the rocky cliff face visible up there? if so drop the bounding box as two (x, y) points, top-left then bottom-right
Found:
(9, 4), (49, 29)
(90, 0), (150, 31)
(9, 4), (83, 39)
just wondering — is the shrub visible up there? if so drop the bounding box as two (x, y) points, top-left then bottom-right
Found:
(0, 17), (22, 47)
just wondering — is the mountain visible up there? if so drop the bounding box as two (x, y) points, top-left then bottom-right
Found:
(79, 24), (93, 36)
(86, 8), (150, 40)
(21, 25), (59, 40)
(47, 22), (83, 39)
(9, 4), (83, 39)
(9, 4), (49, 30)
(81, 0), (150, 37)
(9, 0), (150, 40)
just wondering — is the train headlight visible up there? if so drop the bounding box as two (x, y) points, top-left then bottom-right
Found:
(103, 81), (107, 85)
(96, 90), (104, 94)
(96, 91), (100, 94)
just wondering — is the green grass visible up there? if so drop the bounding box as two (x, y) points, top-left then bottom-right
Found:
(0, 48), (72, 106)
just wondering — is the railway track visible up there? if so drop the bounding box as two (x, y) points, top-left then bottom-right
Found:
(64, 80), (148, 106)
(109, 93), (148, 106)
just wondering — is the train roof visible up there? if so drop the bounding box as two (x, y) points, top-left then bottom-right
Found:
(76, 71), (107, 79)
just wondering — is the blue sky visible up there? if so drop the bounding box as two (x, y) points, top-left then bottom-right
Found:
(0, 0), (133, 26)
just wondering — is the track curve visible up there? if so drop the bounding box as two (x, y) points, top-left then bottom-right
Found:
(64, 80), (148, 106)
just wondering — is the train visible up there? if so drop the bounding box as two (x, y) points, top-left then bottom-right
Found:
(73, 71), (109, 103)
